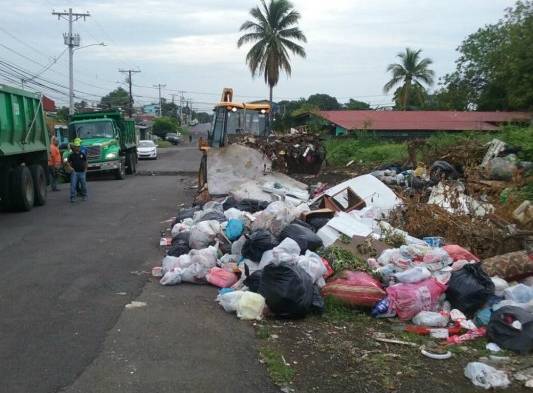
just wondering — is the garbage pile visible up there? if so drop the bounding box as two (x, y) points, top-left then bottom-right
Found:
(155, 135), (532, 389)
(227, 133), (325, 175)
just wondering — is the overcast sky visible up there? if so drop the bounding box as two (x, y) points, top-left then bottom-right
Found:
(0, 0), (516, 111)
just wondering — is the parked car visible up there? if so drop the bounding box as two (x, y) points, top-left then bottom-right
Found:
(165, 133), (181, 145)
(137, 140), (158, 160)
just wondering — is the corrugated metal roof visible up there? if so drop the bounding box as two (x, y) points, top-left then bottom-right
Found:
(318, 110), (531, 132)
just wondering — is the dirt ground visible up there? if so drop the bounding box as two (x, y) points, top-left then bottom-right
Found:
(254, 303), (533, 393)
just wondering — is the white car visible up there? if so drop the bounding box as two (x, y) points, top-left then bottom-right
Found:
(137, 140), (158, 160)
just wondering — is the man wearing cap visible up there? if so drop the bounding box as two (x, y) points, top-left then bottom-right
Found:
(66, 138), (88, 203)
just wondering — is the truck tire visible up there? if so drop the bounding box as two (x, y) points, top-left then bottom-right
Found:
(115, 159), (126, 180)
(30, 164), (47, 206)
(10, 166), (34, 211)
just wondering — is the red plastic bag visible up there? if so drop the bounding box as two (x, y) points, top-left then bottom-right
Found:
(322, 258), (334, 279)
(206, 267), (239, 288)
(443, 245), (480, 262)
(386, 278), (447, 320)
(321, 271), (385, 307)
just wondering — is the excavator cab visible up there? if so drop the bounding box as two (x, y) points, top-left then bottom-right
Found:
(207, 88), (270, 148)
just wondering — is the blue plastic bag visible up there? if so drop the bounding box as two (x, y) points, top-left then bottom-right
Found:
(225, 219), (244, 241)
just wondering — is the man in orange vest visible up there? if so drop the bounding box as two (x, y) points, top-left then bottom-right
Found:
(48, 135), (62, 191)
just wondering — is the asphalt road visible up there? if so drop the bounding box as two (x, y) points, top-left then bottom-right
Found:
(0, 147), (276, 393)
(138, 144), (202, 175)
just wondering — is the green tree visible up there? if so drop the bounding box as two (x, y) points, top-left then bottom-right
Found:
(160, 99), (179, 120)
(344, 99), (371, 110)
(392, 84), (427, 110)
(152, 116), (178, 138)
(99, 87), (129, 110)
(383, 48), (435, 110)
(237, 0), (307, 121)
(443, 1), (533, 110)
(195, 112), (213, 123)
(306, 93), (341, 110)
(56, 106), (69, 122)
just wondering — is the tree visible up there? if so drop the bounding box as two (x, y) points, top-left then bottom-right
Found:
(383, 48), (435, 110)
(195, 112), (213, 124)
(74, 100), (90, 113)
(160, 99), (179, 120)
(344, 99), (371, 110)
(306, 93), (341, 110)
(237, 0), (307, 123)
(152, 116), (178, 138)
(99, 87), (129, 110)
(443, 1), (533, 110)
(392, 84), (427, 110)
(56, 106), (69, 122)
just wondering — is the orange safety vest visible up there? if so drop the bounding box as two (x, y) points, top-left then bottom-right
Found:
(48, 144), (61, 167)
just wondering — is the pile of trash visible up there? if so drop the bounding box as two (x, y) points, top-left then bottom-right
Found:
(227, 133), (325, 175)
(154, 135), (532, 389)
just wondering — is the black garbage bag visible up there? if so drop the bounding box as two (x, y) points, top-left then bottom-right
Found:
(168, 232), (190, 257)
(223, 197), (269, 213)
(307, 217), (330, 231)
(311, 285), (325, 314)
(291, 219), (316, 232)
(258, 262), (315, 318)
(244, 270), (263, 293)
(446, 263), (495, 316)
(174, 206), (202, 224)
(241, 230), (278, 262)
(279, 224), (323, 253)
(487, 306), (533, 354)
(195, 210), (227, 223)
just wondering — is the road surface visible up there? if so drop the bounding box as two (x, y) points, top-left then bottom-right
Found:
(0, 146), (276, 393)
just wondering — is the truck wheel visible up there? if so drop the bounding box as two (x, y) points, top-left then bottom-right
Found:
(10, 166), (35, 211)
(115, 160), (126, 180)
(30, 164), (47, 206)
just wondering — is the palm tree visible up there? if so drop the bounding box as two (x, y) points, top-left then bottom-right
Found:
(237, 0), (307, 122)
(383, 48), (435, 110)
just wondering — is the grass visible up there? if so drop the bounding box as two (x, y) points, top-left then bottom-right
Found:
(260, 347), (294, 385)
(318, 246), (371, 273)
(325, 125), (533, 167)
(157, 140), (172, 148)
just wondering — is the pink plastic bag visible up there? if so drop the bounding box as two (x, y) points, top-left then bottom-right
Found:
(386, 278), (447, 320)
(206, 267), (239, 288)
(322, 271), (386, 307)
(443, 245), (480, 262)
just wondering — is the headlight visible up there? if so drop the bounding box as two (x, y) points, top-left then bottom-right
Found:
(105, 152), (117, 159)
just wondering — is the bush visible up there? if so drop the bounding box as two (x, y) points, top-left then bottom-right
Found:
(152, 116), (178, 138)
(325, 137), (407, 166)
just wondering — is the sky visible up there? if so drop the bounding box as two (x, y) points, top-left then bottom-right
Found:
(0, 0), (517, 111)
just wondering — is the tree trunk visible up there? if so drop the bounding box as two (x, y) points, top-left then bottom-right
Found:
(268, 84), (273, 134)
(403, 80), (411, 111)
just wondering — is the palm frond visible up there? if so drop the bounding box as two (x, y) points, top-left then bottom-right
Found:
(280, 38), (306, 57)
(279, 27), (307, 42)
(237, 32), (264, 48)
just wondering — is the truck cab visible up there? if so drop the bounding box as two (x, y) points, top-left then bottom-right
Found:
(66, 111), (137, 179)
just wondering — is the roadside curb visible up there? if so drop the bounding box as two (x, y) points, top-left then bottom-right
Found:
(135, 170), (197, 176)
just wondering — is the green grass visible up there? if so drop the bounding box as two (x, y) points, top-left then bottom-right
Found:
(318, 246), (371, 273)
(326, 137), (407, 167)
(157, 140), (172, 148)
(260, 347), (294, 385)
(256, 324), (271, 339)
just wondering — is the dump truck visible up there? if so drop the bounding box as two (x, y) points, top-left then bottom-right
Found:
(67, 110), (138, 179)
(0, 85), (50, 211)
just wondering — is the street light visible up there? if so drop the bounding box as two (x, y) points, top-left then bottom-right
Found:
(73, 42), (106, 52)
(69, 42), (105, 114)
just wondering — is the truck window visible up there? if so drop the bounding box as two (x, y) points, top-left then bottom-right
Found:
(69, 121), (114, 139)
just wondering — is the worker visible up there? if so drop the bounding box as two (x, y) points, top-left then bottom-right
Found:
(48, 136), (61, 191)
(189, 134), (193, 144)
(66, 138), (88, 203)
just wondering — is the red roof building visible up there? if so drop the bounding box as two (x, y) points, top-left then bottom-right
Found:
(317, 110), (531, 136)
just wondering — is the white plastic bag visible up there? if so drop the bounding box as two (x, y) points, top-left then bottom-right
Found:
(216, 290), (244, 312)
(298, 250), (327, 286)
(492, 276), (509, 297)
(464, 362), (510, 389)
(504, 284), (533, 303)
(231, 235), (247, 256)
(189, 220), (221, 249)
(171, 223), (190, 237)
(224, 208), (244, 221)
(394, 266), (431, 284)
(236, 291), (266, 320)
(160, 268), (183, 286)
(252, 201), (297, 236)
(412, 311), (449, 327)
(162, 255), (180, 274)
(272, 238), (301, 266)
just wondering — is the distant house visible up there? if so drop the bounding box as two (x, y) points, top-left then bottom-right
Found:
(142, 103), (160, 115)
(313, 110), (531, 137)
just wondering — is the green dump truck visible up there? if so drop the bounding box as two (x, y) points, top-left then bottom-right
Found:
(67, 111), (138, 179)
(0, 85), (49, 211)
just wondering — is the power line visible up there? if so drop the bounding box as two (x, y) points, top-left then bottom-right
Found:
(119, 68), (141, 117)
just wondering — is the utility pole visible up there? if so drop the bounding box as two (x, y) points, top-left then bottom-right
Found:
(154, 84), (165, 117)
(119, 69), (141, 117)
(52, 8), (90, 115)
